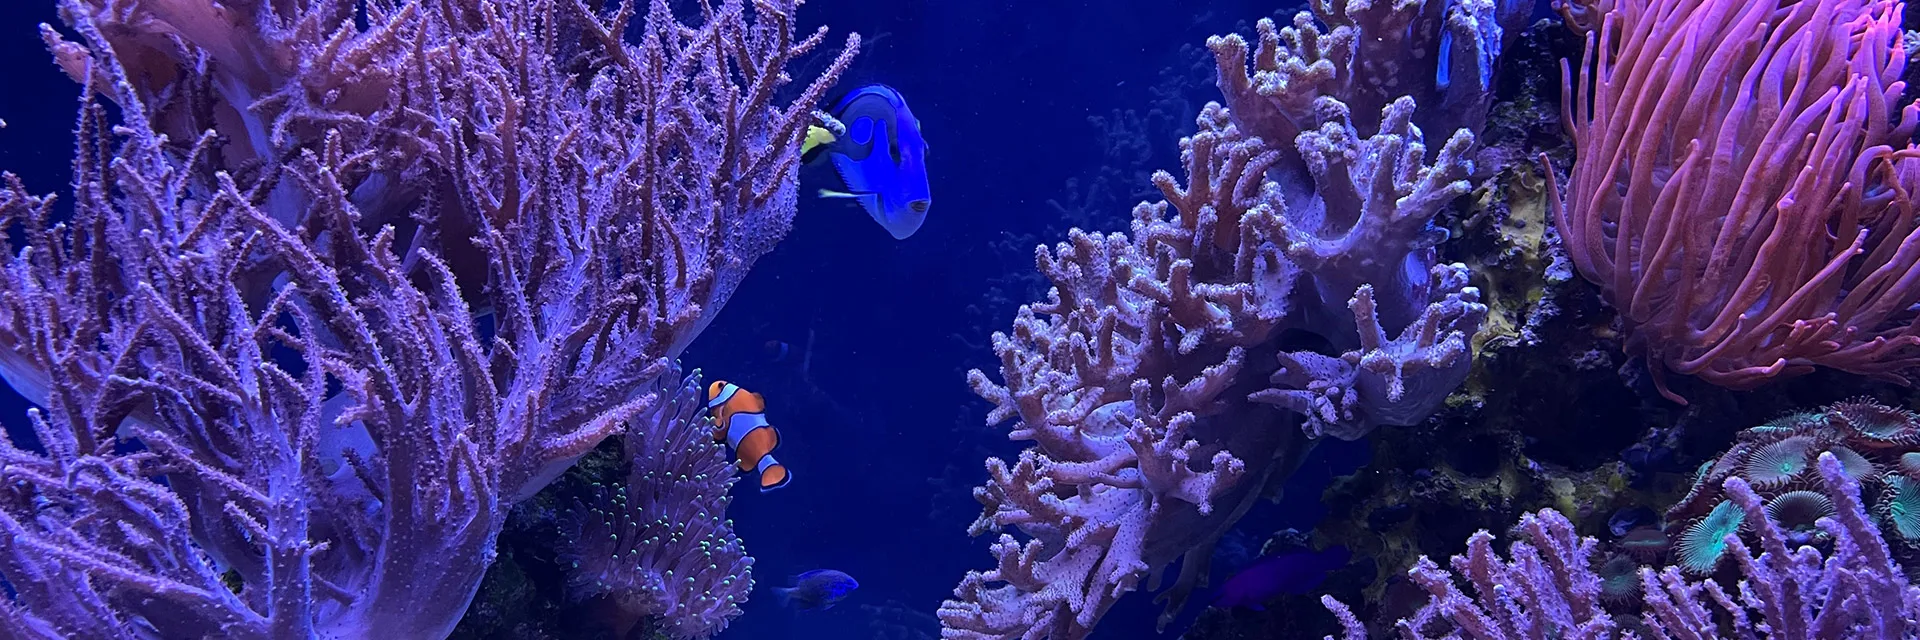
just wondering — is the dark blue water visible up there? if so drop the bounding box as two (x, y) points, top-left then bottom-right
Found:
(681, 2), (1364, 638)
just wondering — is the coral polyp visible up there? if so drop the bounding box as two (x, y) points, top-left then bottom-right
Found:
(1667, 399), (1920, 574)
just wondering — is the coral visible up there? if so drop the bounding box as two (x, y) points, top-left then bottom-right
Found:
(559, 366), (751, 640)
(1306, 356), (1920, 633)
(1209, 0), (1530, 152)
(0, 0), (853, 637)
(1325, 453), (1920, 638)
(1312, 422), (1657, 608)
(939, 94), (1484, 640)
(1327, 505), (1615, 639)
(939, 1), (1514, 637)
(1286, 20), (1654, 619)
(938, 108), (1320, 640)
(1664, 399), (1920, 573)
(1671, 500), (1744, 575)
(1547, 0), (1920, 402)
(1450, 160), (1574, 407)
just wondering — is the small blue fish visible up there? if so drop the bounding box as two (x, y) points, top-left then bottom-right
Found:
(806, 84), (931, 240)
(1213, 546), (1350, 611)
(776, 569), (859, 611)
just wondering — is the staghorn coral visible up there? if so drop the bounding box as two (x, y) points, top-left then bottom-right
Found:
(560, 365), (751, 640)
(0, 0), (853, 637)
(1548, 0), (1920, 402)
(1324, 453), (1920, 638)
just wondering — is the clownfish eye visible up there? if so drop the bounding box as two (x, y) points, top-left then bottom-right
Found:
(909, 200), (930, 214)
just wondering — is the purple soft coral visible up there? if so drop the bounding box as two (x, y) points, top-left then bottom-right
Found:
(942, 1), (1505, 638)
(0, 0), (855, 637)
(1324, 452), (1920, 639)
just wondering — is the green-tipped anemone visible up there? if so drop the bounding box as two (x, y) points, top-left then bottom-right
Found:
(1831, 399), (1920, 442)
(1882, 475), (1920, 541)
(1595, 554), (1642, 605)
(1764, 490), (1835, 536)
(1902, 452), (1920, 481)
(1676, 500), (1744, 574)
(1618, 527), (1669, 563)
(1744, 436), (1815, 487)
(1753, 411), (1825, 434)
(1827, 446), (1876, 481)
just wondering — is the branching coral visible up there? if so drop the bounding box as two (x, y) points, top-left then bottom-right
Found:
(940, 106), (1309, 640)
(937, 1), (1513, 638)
(1325, 453), (1920, 638)
(1208, 0), (1529, 160)
(1547, 0), (1920, 402)
(0, 0), (853, 637)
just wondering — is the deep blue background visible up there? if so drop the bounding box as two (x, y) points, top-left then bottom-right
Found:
(0, 2), (1384, 639)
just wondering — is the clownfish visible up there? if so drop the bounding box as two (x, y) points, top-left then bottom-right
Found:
(707, 380), (790, 492)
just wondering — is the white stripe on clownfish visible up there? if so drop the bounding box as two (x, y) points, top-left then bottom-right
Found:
(708, 382), (740, 409)
(726, 410), (773, 452)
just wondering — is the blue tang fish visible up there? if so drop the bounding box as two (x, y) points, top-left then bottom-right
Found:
(804, 84), (931, 239)
(1213, 546), (1350, 611)
(775, 569), (859, 611)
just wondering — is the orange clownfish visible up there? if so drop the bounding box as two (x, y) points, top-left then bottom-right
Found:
(707, 380), (790, 492)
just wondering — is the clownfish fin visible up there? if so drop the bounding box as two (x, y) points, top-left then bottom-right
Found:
(757, 454), (790, 492)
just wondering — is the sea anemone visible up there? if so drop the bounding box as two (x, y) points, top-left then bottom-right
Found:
(1616, 527), (1669, 564)
(1751, 411), (1825, 435)
(1764, 490), (1835, 547)
(1594, 553), (1642, 606)
(1742, 436), (1815, 488)
(1901, 452), (1920, 480)
(1829, 399), (1920, 447)
(1829, 446), (1876, 481)
(1881, 475), (1920, 541)
(1675, 500), (1744, 574)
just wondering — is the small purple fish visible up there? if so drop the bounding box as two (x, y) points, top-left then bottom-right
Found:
(776, 569), (859, 611)
(1213, 546), (1351, 611)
